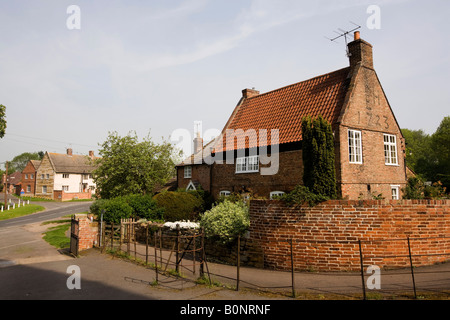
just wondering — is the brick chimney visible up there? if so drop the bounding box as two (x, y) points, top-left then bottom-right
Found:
(67, 148), (73, 156)
(348, 31), (374, 70)
(193, 132), (203, 154)
(89, 150), (95, 159)
(242, 88), (260, 99)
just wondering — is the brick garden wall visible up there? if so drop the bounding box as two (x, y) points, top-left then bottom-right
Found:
(249, 199), (450, 271)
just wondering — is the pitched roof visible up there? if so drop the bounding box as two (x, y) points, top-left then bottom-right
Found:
(30, 160), (41, 169)
(214, 67), (351, 152)
(48, 153), (97, 174)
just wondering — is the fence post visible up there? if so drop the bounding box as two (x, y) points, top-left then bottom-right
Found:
(407, 237), (417, 299)
(154, 231), (159, 284)
(236, 235), (240, 291)
(290, 238), (296, 298)
(193, 230), (197, 275)
(358, 239), (366, 300)
(176, 224), (180, 273)
(111, 222), (114, 252)
(133, 222), (137, 262)
(145, 225), (149, 265)
(200, 228), (205, 278)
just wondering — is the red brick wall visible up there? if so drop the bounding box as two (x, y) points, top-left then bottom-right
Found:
(337, 65), (407, 200)
(177, 164), (211, 191)
(54, 190), (93, 201)
(249, 199), (450, 271)
(211, 149), (303, 199)
(75, 214), (99, 251)
(21, 162), (37, 196)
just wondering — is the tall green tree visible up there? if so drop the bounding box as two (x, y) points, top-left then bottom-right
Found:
(401, 128), (431, 174)
(430, 116), (450, 190)
(93, 131), (180, 199)
(0, 104), (6, 138)
(402, 116), (450, 192)
(9, 151), (44, 172)
(301, 115), (337, 198)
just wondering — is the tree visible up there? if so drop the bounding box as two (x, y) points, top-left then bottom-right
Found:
(401, 128), (431, 173)
(0, 104), (6, 138)
(430, 116), (450, 190)
(402, 116), (450, 192)
(9, 151), (44, 172)
(93, 131), (180, 199)
(301, 115), (337, 198)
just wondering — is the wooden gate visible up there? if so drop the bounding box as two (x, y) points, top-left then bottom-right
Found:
(70, 216), (79, 256)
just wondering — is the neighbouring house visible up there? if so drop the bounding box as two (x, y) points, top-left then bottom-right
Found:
(35, 148), (98, 201)
(21, 160), (41, 197)
(4, 171), (22, 195)
(176, 32), (407, 200)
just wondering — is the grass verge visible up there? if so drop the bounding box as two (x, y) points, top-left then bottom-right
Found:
(42, 220), (72, 249)
(0, 204), (45, 221)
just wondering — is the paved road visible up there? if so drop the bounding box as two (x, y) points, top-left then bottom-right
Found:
(1, 200), (449, 303)
(0, 201), (92, 228)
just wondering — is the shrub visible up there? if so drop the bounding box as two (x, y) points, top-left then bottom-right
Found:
(123, 194), (164, 221)
(403, 177), (447, 199)
(153, 191), (203, 222)
(200, 200), (249, 244)
(278, 185), (329, 206)
(90, 194), (164, 223)
(101, 197), (133, 224)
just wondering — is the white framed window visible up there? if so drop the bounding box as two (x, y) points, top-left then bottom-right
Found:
(384, 134), (398, 165)
(348, 129), (363, 164)
(25, 174), (28, 179)
(184, 166), (192, 178)
(391, 185), (400, 200)
(62, 185), (69, 191)
(42, 186), (47, 194)
(63, 174), (70, 178)
(219, 190), (231, 197)
(27, 185), (31, 193)
(30, 174), (34, 179)
(270, 191), (285, 199)
(236, 155), (259, 173)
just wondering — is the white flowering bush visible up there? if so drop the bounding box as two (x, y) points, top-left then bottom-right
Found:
(163, 220), (200, 230)
(200, 200), (249, 244)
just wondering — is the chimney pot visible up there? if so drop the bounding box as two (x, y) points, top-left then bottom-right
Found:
(354, 31), (360, 40)
(89, 150), (94, 158)
(242, 88), (260, 99)
(67, 148), (73, 156)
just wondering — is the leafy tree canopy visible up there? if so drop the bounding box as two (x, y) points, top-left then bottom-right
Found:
(9, 151), (44, 173)
(93, 131), (181, 199)
(0, 104), (6, 139)
(402, 116), (450, 191)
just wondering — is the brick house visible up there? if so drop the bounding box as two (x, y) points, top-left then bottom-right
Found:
(21, 160), (41, 196)
(35, 148), (98, 201)
(176, 32), (407, 200)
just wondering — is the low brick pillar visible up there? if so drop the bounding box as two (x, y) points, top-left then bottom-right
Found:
(74, 214), (99, 251)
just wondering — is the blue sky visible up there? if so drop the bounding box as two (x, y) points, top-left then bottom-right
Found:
(1, 0), (449, 166)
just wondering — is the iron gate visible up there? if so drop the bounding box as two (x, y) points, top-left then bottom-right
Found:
(70, 216), (79, 256)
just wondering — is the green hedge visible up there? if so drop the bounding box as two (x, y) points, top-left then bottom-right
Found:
(153, 191), (203, 222)
(90, 194), (164, 223)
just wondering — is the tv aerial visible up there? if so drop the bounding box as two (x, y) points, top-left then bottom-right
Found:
(325, 22), (361, 57)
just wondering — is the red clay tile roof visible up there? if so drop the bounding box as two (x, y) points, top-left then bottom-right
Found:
(215, 67), (351, 152)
